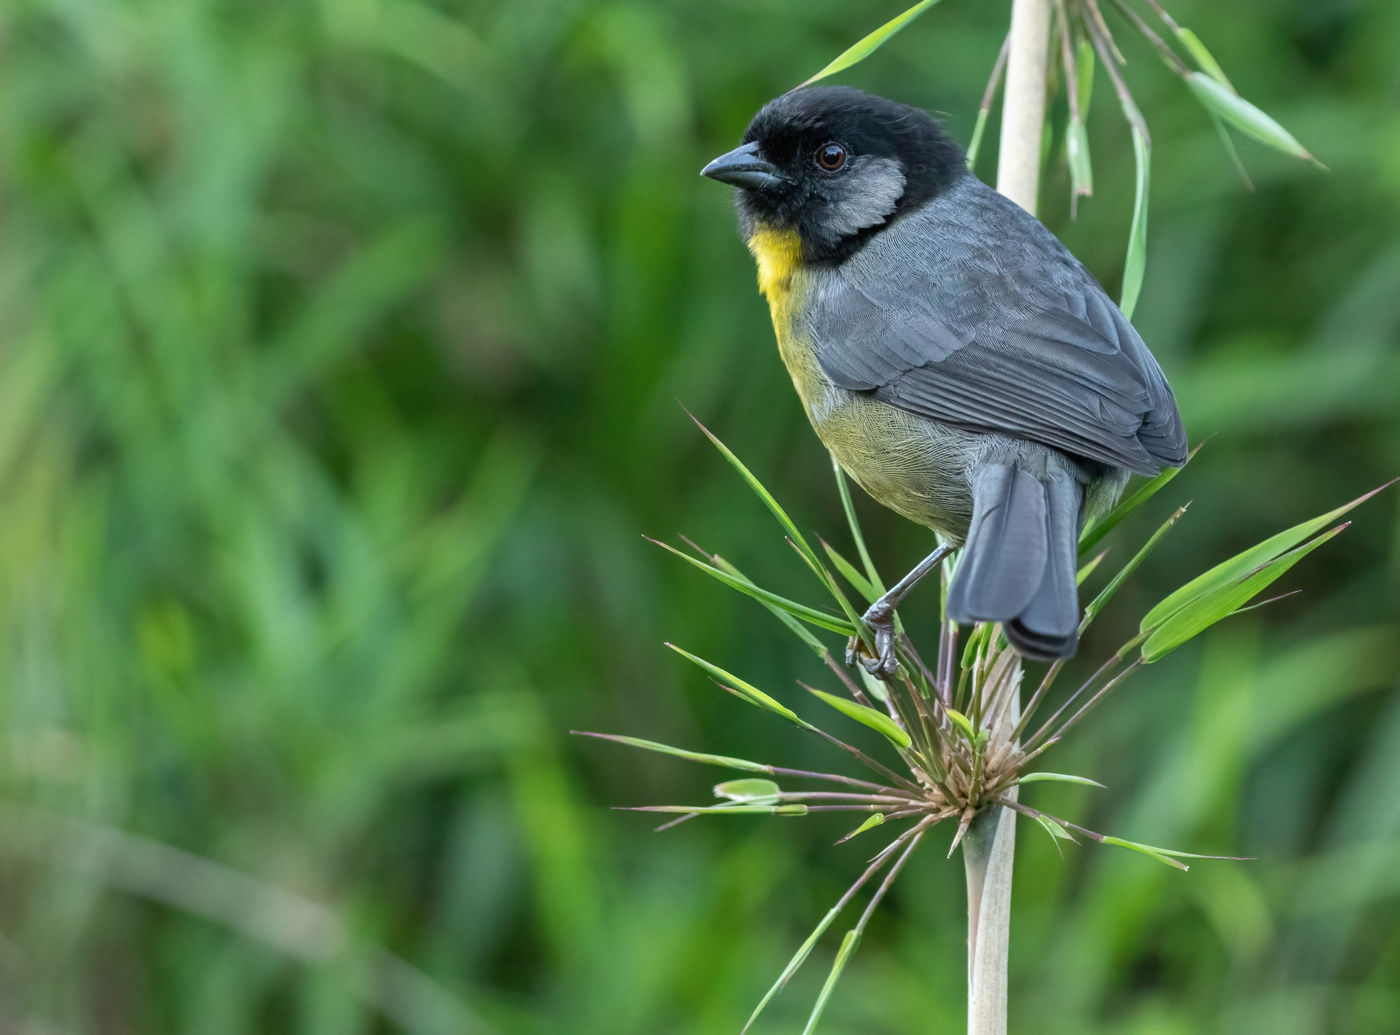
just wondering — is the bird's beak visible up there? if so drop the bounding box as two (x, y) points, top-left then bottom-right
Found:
(701, 141), (788, 190)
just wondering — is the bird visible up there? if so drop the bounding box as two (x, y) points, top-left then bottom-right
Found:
(701, 86), (1187, 671)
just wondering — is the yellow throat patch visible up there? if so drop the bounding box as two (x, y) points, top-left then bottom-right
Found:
(745, 226), (803, 322)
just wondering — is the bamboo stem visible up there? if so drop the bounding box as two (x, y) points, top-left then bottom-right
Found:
(966, 1), (1051, 1032)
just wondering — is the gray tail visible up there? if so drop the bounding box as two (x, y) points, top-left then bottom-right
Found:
(947, 463), (1082, 661)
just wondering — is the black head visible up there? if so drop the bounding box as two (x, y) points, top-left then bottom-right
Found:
(701, 87), (966, 264)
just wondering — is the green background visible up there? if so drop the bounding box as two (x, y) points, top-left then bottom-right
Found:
(2, 0), (1398, 1031)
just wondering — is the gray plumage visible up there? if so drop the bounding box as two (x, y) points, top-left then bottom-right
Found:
(806, 175), (1186, 477)
(702, 86), (1188, 661)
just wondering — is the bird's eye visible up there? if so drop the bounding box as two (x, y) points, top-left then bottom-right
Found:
(815, 142), (848, 172)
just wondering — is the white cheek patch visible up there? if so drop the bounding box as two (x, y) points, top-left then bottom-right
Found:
(823, 156), (906, 238)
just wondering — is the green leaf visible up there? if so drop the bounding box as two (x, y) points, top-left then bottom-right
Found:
(741, 887), (848, 1033)
(1141, 483), (1390, 632)
(1032, 814), (1076, 852)
(1099, 834), (1244, 870)
(688, 415), (865, 634)
(959, 621), (993, 674)
(1075, 37), (1095, 119)
(1019, 772), (1106, 788)
(649, 537), (856, 636)
(709, 552), (831, 656)
(1101, 836), (1191, 870)
(1080, 440), (1200, 555)
(1175, 27), (1233, 89)
(801, 929), (861, 1035)
(822, 539), (878, 603)
(1081, 505), (1187, 630)
(1066, 116), (1093, 202)
(631, 803), (809, 816)
(965, 106), (991, 171)
(806, 687), (911, 750)
(943, 707), (978, 743)
(572, 732), (772, 773)
(837, 813), (886, 844)
(800, 0), (946, 87)
(667, 644), (810, 727)
(1185, 72), (1321, 166)
(715, 779), (781, 803)
(1208, 109), (1255, 190)
(1141, 524), (1347, 663)
(832, 457), (886, 595)
(1120, 126), (1150, 319)
(688, 415), (827, 581)
(1077, 549), (1108, 586)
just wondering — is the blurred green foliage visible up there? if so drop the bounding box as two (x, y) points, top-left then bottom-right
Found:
(1, 0), (1397, 1032)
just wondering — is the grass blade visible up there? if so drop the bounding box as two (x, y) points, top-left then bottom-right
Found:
(1185, 72), (1321, 166)
(1100, 835), (1246, 870)
(1080, 440), (1200, 554)
(832, 457), (886, 595)
(667, 644), (810, 727)
(1075, 36), (1095, 119)
(1066, 116), (1094, 208)
(1174, 26), (1233, 88)
(1140, 482), (1391, 632)
(837, 813), (887, 844)
(1019, 772), (1106, 788)
(626, 803), (810, 816)
(801, 929), (861, 1034)
(687, 414), (825, 577)
(649, 537), (855, 636)
(822, 538), (878, 603)
(799, 0), (947, 87)
(806, 687), (912, 750)
(1120, 125), (1150, 319)
(706, 550), (832, 656)
(1141, 524), (1348, 662)
(1080, 505), (1188, 631)
(571, 732), (772, 773)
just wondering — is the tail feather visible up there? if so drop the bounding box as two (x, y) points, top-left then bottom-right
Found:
(948, 463), (1083, 661)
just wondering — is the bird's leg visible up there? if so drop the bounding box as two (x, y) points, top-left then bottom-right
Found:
(846, 544), (955, 679)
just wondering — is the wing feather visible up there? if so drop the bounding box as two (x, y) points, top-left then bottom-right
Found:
(806, 176), (1187, 475)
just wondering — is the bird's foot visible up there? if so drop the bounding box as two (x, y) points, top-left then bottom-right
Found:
(845, 601), (899, 680)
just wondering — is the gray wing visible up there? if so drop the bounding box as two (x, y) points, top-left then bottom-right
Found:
(807, 177), (1187, 476)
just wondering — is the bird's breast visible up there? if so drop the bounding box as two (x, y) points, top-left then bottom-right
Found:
(749, 251), (977, 540)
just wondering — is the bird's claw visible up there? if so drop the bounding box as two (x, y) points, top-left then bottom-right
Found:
(846, 604), (899, 680)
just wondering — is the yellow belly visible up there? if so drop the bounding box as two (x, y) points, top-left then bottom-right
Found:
(746, 226), (972, 538)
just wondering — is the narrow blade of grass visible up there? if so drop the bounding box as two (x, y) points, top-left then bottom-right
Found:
(649, 537), (855, 636)
(1081, 505), (1188, 631)
(1141, 524), (1348, 662)
(667, 644), (810, 727)
(1185, 72), (1321, 166)
(822, 538), (878, 603)
(707, 550), (832, 656)
(1066, 116), (1093, 206)
(1100, 835), (1248, 870)
(799, 0), (947, 87)
(837, 813), (886, 844)
(1018, 772), (1106, 788)
(832, 457), (886, 595)
(1174, 26), (1233, 88)
(625, 803), (810, 816)
(1080, 440), (1201, 554)
(806, 687), (912, 750)
(800, 929), (861, 1034)
(1140, 482), (1391, 632)
(1120, 125), (1150, 319)
(571, 732), (772, 773)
